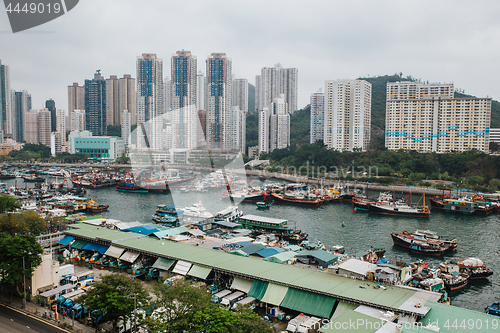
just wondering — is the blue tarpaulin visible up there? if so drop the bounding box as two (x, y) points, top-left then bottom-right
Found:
(122, 226), (160, 235)
(58, 236), (75, 246)
(82, 242), (109, 254)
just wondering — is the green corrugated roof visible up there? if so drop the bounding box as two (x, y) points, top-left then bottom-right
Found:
(264, 251), (297, 264)
(416, 301), (495, 333)
(64, 225), (420, 313)
(296, 249), (338, 264)
(318, 310), (382, 332)
(330, 301), (358, 321)
(187, 264), (212, 280)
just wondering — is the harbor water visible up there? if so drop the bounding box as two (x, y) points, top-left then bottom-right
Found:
(8, 176), (500, 313)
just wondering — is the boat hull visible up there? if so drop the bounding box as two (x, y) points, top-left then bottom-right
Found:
(369, 204), (430, 218)
(271, 193), (323, 207)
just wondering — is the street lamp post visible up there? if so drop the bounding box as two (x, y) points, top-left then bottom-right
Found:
(22, 256), (26, 309)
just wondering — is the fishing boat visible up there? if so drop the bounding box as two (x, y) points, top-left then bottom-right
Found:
(391, 230), (457, 254)
(152, 214), (180, 227)
(332, 245), (345, 254)
(116, 171), (148, 193)
(485, 303), (500, 316)
(214, 206), (243, 222)
(440, 262), (470, 291)
(271, 192), (324, 207)
(409, 241), (450, 256)
(22, 174), (45, 182)
(259, 175), (267, 181)
(452, 258), (493, 280)
(352, 196), (370, 211)
(256, 201), (269, 209)
(368, 197), (430, 218)
(430, 195), (496, 215)
(156, 205), (184, 219)
(238, 214), (308, 244)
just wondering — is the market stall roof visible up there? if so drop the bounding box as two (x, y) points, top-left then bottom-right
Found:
(82, 242), (109, 254)
(260, 283), (289, 306)
(69, 239), (87, 249)
(230, 277), (254, 293)
(152, 257), (176, 271)
(187, 264), (212, 280)
(104, 245), (125, 258)
(280, 287), (337, 318)
(58, 235), (74, 246)
(172, 260), (192, 275)
(119, 250), (140, 263)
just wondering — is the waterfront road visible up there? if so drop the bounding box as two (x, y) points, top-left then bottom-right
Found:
(0, 303), (70, 333)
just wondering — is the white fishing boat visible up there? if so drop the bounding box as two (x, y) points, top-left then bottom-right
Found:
(183, 202), (214, 219)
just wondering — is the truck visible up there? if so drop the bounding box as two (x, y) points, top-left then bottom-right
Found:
(297, 317), (322, 333)
(146, 268), (159, 281)
(59, 264), (75, 279)
(220, 291), (244, 307)
(70, 303), (86, 319)
(286, 314), (311, 332)
(211, 289), (231, 303)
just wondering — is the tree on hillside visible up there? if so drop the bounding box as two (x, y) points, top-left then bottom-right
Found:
(107, 125), (121, 137)
(77, 274), (150, 332)
(0, 233), (44, 297)
(144, 280), (273, 333)
(0, 210), (47, 236)
(0, 195), (21, 213)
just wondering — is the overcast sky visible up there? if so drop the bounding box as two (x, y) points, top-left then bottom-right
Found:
(1, 0), (500, 114)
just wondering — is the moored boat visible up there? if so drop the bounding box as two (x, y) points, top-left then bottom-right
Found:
(369, 199), (430, 218)
(256, 201), (269, 209)
(485, 303), (500, 316)
(440, 262), (470, 291)
(453, 258), (493, 280)
(271, 192), (324, 207)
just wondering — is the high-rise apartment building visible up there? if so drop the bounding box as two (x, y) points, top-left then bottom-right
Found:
(170, 50), (198, 150)
(121, 109), (131, 147)
(50, 132), (62, 156)
(197, 71), (205, 112)
(11, 90), (31, 142)
(310, 91), (324, 144)
(256, 64), (298, 113)
(205, 53), (232, 150)
(230, 106), (247, 153)
(136, 53), (164, 149)
(0, 60), (11, 135)
(269, 94), (290, 152)
(106, 74), (135, 126)
(255, 75), (261, 112)
(70, 110), (85, 131)
(24, 110), (38, 144)
(68, 82), (85, 114)
(56, 108), (66, 144)
(164, 76), (171, 115)
(385, 82), (491, 153)
(324, 79), (372, 151)
(45, 99), (56, 132)
(258, 107), (269, 154)
(232, 78), (248, 112)
(85, 70), (107, 136)
(38, 109), (51, 146)
(278, 67), (298, 113)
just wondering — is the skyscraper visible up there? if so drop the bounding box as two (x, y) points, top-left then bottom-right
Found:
(310, 91), (324, 143)
(269, 94), (290, 152)
(45, 99), (56, 132)
(136, 53), (164, 149)
(24, 110), (38, 144)
(278, 67), (298, 113)
(232, 78), (248, 112)
(230, 106), (246, 153)
(0, 60), (11, 135)
(170, 50), (198, 149)
(68, 82), (85, 114)
(38, 109), (51, 146)
(121, 109), (131, 147)
(257, 64), (298, 112)
(385, 81), (491, 153)
(205, 53), (232, 150)
(324, 79), (372, 151)
(85, 70), (107, 136)
(70, 109), (85, 132)
(106, 74), (136, 126)
(56, 108), (66, 144)
(11, 90), (31, 142)
(197, 71), (205, 112)
(258, 107), (269, 154)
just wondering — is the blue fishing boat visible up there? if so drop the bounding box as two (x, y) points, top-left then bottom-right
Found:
(485, 303), (500, 316)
